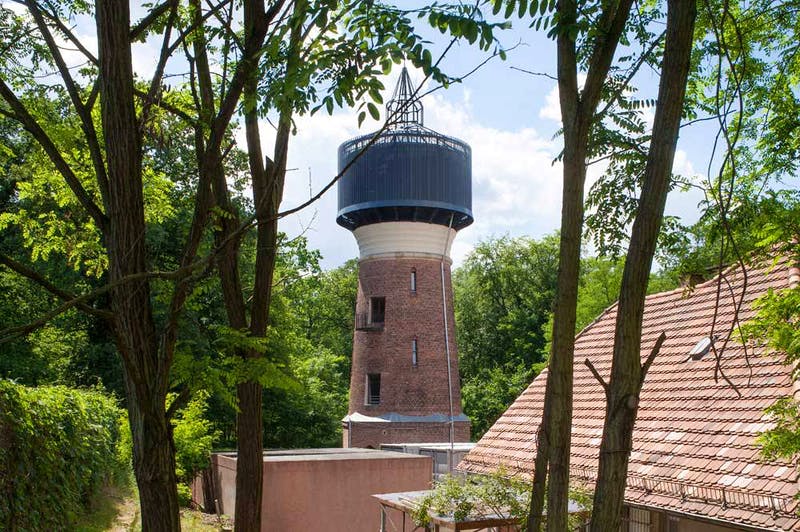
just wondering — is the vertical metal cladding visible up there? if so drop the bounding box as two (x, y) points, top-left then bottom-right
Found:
(336, 130), (473, 230)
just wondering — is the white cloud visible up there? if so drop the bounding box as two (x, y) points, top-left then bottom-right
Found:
(537, 75), (588, 123)
(539, 83), (561, 122)
(263, 74), (571, 268)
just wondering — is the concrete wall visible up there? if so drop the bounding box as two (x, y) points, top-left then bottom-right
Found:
(195, 449), (432, 532)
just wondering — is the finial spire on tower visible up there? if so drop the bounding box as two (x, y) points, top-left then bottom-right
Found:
(386, 67), (423, 128)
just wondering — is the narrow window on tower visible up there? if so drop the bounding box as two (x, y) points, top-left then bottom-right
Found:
(369, 296), (385, 324)
(412, 337), (418, 367)
(366, 373), (381, 405)
(410, 268), (417, 293)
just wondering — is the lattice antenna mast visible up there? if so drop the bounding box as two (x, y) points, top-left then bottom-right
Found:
(386, 67), (423, 129)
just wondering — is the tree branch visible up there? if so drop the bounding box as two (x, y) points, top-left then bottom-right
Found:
(0, 77), (108, 232)
(133, 88), (196, 123)
(510, 65), (558, 81)
(26, 0), (111, 210)
(139, 0), (180, 133)
(639, 331), (666, 385)
(0, 253), (112, 319)
(0, 266), (194, 344)
(580, 0), (635, 116)
(165, 386), (191, 421)
(130, 0), (174, 41)
(39, 8), (99, 65)
(585, 358), (609, 394)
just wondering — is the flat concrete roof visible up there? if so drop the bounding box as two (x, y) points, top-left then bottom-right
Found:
(214, 448), (430, 463)
(381, 442), (476, 451)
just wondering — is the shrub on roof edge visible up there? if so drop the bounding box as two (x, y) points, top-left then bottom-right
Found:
(0, 380), (131, 531)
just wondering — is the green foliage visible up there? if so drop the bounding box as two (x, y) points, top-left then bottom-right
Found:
(461, 363), (540, 439)
(576, 256), (676, 333)
(171, 391), (220, 487)
(758, 397), (800, 461)
(412, 470), (531, 527)
(454, 235), (559, 378)
(0, 381), (130, 531)
(176, 484), (193, 509)
(266, 1), (506, 122)
(412, 469), (591, 529)
(262, 347), (350, 448)
(744, 205), (800, 461)
(291, 259), (358, 362)
(453, 234), (559, 439)
(165, 235), (354, 450)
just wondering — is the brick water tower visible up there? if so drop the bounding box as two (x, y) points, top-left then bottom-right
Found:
(338, 69), (472, 449)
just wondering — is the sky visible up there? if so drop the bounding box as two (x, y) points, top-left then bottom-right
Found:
(3, 2), (710, 270)
(259, 23), (706, 269)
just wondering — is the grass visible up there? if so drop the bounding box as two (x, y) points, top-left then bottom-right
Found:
(74, 484), (229, 531)
(73, 484), (138, 532)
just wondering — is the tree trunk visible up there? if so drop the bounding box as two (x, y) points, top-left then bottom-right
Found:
(528, 2), (633, 529)
(96, 1), (180, 530)
(233, 1), (300, 527)
(589, 2), (696, 529)
(124, 379), (181, 531)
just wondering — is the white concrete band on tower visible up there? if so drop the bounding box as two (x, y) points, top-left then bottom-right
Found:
(353, 222), (456, 260)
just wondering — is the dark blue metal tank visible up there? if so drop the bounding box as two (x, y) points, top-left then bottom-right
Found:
(336, 69), (473, 231)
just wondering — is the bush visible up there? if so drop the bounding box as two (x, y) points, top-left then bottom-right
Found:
(171, 390), (219, 507)
(412, 470), (592, 530)
(0, 380), (130, 531)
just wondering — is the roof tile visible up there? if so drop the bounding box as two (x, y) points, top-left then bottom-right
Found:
(460, 257), (799, 531)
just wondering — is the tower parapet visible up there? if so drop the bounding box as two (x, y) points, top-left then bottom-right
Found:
(336, 69), (473, 232)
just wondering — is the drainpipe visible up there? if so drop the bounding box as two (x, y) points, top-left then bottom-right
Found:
(348, 417), (352, 448)
(440, 215), (456, 473)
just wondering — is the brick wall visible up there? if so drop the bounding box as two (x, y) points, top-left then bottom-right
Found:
(347, 255), (470, 445)
(343, 420), (471, 449)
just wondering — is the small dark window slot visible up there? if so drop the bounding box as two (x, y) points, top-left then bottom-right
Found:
(366, 373), (381, 405)
(412, 337), (418, 367)
(410, 269), (417, 292)
(370, 297), (385, 324)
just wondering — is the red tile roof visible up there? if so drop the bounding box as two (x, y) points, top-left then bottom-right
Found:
(460, 257), (800, 531)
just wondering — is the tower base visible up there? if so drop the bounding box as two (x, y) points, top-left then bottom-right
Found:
(343, 420), (470, 449)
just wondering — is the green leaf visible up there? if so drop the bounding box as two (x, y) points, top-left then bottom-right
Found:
(492, 0), (502, 16)
(367, 102), (380, 121)
(464, 21), (478, 44)
(504, 0), (516, 19)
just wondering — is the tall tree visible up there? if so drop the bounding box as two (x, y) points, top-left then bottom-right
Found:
(180, 1), (503, 526)
(520, 1), (636, 528)
(588, 1), (697, 528)
(0, 1), (282, 528)
(0, 1), (498, 528)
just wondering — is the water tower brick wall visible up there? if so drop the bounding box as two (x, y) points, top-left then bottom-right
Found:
(343, 421), (471, 449)
(348, 256), (465, 419)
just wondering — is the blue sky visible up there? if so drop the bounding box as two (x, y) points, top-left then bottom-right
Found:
(3, 2), (710, 270)
(268, 15), (707, 269)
